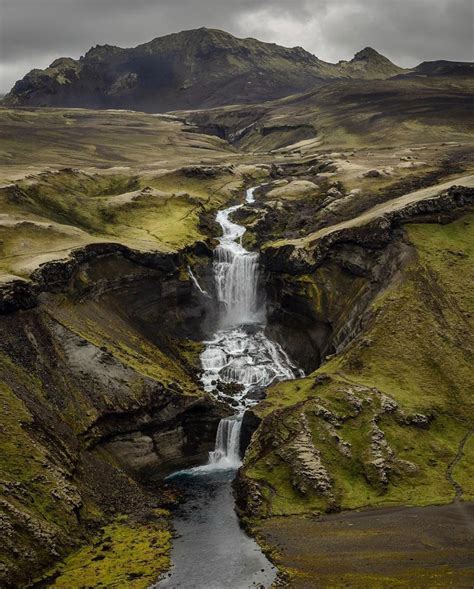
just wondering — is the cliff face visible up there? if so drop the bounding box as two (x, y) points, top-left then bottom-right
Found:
(0, 244), (227, 587)
(2, 29), (404, 112)
(236, 187), (474, 520)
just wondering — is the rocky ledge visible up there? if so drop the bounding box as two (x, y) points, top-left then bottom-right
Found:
(0, 235), (223, 587)
(263, 185), (474, 273)
(0, 240), (213, 314)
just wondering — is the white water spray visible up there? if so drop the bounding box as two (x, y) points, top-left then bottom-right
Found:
(194, 186), (302, 470)
(208, 416), (243, 468)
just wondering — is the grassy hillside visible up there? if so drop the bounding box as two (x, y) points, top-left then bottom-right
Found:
(0, 160), (260, 281)
(242, 213), (473, 518)
(185, 76), (474, 152)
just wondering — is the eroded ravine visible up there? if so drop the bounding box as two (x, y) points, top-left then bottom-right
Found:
(156, 187), (302, 588)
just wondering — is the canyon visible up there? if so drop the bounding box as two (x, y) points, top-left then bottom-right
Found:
(0, 26), (473, 589)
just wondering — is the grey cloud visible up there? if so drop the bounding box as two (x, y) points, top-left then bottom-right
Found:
(0, 0), (472, 91)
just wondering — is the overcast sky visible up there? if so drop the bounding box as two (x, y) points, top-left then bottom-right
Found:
(1, 0), (472, 92)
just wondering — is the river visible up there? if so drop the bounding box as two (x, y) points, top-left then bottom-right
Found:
(154, 186), (301, 588)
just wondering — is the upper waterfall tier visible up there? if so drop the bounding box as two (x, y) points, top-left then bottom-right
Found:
(199, 186), (302, 417)
(214, 203), (263, 327)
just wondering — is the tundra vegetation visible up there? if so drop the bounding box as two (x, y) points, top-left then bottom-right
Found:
(0, 27), (473, 589)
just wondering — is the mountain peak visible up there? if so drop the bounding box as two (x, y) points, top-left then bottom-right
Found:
(338, 46), (404, 79)
(353, 47), (383, 60)
(83, 44), (124, 61)
(2, 28), (405, 111)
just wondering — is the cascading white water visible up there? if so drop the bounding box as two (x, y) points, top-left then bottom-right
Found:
(208, 416), (242, 468)
(158, 184), (288, 589)
(213, 203), (263, 327)
(198, 186), (302, 470)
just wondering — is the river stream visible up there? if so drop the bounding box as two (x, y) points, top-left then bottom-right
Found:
(155, 186), (301, 588)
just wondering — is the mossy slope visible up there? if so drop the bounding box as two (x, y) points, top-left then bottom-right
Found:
(0, 164), (246, 279)
(0, 248), (220, 587)
(241, 213), (473, 517)
(38, 515), (171, 589)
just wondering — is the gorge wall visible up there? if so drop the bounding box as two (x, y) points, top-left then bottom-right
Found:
(1, 176), (473, 587)
(0, 244), (228, 587)
(235, 186), (474, 521)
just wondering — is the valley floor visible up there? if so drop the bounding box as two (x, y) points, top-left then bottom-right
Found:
(259, 502), (474, 588)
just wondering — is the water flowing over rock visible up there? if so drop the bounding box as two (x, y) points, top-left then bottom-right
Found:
(199, 186), (302, 468)
(208, 416), (243, 468)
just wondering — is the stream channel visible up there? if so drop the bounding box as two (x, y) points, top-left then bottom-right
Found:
(155, 187), (302, 588)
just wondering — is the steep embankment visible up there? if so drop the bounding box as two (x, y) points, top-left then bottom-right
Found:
(236, 182), (474, 586)
(0, 162), (262, 587)
(0, 241), (233, 588)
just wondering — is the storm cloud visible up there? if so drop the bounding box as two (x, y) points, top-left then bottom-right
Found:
(1, 0), (472, 91)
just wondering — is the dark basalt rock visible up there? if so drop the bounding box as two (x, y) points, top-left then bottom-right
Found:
(262, 185), (474, 374)
(216, 381), (245, 397)
(182, 165), (234, 178)
(239, 410), (262, 457)
(0, 279), (38, 314)
(0, 239), (213, 317)
(263, 186), (474, 274)
(243, 386), (267, 402)
(0, 235), (226, 587)
(31, 243), (179, 292)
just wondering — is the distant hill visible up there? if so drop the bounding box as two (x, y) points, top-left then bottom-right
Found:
(183, 75), (474, 151)
(397, 60), (474, 78)
(2, 28), (405, 112)
(336, 47), (404, 79)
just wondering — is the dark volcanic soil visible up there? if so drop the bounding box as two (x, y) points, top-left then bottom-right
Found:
(258, 502), (474, 588)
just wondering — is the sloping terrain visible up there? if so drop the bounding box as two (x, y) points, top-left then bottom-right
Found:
(0, 108), (236, 182)
(0, 97), (473, 588)
(184, 74), (474, 151)
(0, 246), (228, 587)
(2, 28), (404, 112)
(236, 185), (474, 586)
(0, 112), (260, 587)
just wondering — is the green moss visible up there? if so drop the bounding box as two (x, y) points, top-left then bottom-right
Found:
(14, 171), (139, 233)
(452, 433), (474, 501)
(245, 213), (473, 517)
(0, 377), (96, 579)
(0, 162), (246, 279)
(42, 516), (171, 589)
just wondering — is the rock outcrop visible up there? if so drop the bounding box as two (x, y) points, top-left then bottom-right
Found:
(0, 240), (225, 587)
(262, 184), (474, 372)
(263, 185), (474, 274)
(235, 182), (473, 520)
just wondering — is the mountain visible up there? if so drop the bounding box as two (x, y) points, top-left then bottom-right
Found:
(397, 59), (474, 78)
(2, 28), (405, 112)
(336, 46), (404, 79)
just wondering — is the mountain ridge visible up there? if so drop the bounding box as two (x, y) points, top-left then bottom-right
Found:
(2, 27), (405, 112)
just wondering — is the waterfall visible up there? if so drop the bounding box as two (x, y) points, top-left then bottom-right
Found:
(187, 266), (210, 298)
(196, 185), (302, 470)
(214, 248), (260, 327)
(208, 416), (242, 467)
(213, 202), (263, 327)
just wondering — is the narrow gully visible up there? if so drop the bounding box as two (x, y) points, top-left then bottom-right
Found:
(155, 186), (302, 588)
